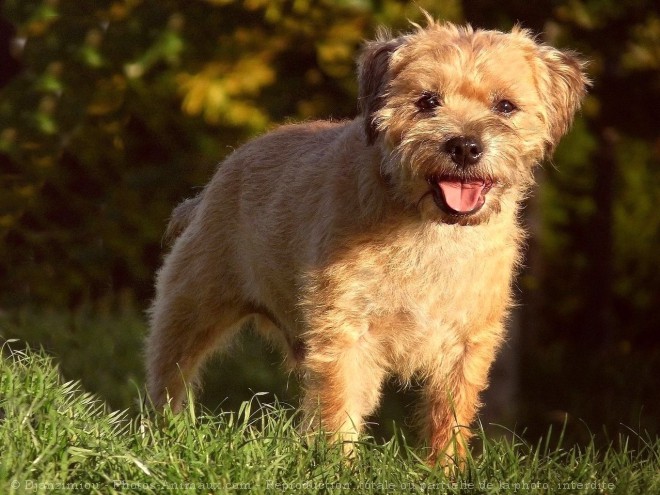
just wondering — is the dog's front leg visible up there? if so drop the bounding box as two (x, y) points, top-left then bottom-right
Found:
(424, 333), (501, 467)
(300, 323), (386, 455)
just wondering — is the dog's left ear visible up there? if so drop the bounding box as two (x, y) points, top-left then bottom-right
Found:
(536, 46), (590, 153)
(357, 33), (405, 145)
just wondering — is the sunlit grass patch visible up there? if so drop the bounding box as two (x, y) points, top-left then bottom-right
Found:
(1, 343), (658, 494)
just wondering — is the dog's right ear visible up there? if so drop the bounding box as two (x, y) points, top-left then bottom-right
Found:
(357, 33), (404, 145)
(535, 45), (590, 155)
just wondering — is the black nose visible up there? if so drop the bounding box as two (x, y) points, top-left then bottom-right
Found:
(444, 136), (483, 167)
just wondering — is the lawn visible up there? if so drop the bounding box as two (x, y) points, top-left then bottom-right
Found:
(1, 343), (659, 494)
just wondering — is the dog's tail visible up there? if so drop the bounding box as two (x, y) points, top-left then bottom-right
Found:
(164, 194), (202, 245)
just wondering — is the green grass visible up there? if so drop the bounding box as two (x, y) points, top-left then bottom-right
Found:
(0, 305), (147, 410)
(0, 306), (301, 414)
(1, 344), (659, 494)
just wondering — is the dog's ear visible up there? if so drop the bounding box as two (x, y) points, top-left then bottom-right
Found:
(536, 46), (590, 153)
(357, 33), (404, 145)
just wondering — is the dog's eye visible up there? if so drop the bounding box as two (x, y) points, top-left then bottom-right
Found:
(494, 99), (517, 115)
(416, 92), (441, 111)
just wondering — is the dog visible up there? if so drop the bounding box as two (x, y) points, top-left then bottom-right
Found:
(146, 17), (588, 464)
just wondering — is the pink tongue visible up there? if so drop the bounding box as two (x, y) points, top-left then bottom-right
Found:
(438, 180), (485, 213)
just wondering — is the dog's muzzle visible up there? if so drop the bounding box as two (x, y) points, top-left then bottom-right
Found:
(426, 135), (493, 215)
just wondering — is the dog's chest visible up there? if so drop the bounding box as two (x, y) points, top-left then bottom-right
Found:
(337, 220), (520, 337)
(350, 223), (519, 373)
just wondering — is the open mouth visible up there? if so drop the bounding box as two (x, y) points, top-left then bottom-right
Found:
(428, 175), (494, 215)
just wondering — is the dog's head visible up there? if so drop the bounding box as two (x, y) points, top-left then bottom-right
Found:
(358, 20), (589, 225)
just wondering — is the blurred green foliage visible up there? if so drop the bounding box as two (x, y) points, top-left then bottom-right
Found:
(0, 0), (658, 438)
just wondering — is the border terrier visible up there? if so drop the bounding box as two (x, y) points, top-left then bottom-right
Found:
(146, 18), (588, 463)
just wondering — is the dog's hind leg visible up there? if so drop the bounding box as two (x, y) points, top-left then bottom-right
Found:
(145, 294), (252, 412)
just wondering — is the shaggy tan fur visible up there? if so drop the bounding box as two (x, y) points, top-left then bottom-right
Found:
(146, 18), (588, 464)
